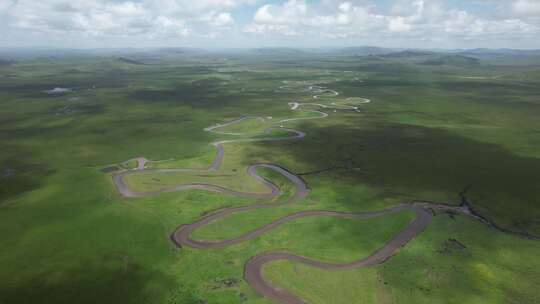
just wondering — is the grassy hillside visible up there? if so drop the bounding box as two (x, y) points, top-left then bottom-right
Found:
(1, 51), (539, 303)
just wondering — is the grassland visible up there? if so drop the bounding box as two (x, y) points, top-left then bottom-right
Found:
(1, 50), (540, 304)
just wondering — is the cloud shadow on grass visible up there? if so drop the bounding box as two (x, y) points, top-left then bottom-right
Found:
(0, 259), (198, 304)
(250, 121), (540, 235)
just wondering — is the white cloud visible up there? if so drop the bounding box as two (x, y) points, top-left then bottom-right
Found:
(388, 16), (411, 32)
(513, 0), (540, 16)
(0, 0), (16, 11)
(252, 0), (381, 29)
(146, 0), (255, 13)
(244, 23), (300, 36)
(246, 0), (539, 44)
(201, 11), (234, 27)
(0, 0), (243, 39)
(0, 0), (539, 48)
(152, 16), (190, 37)
(254, 0), (308, 25)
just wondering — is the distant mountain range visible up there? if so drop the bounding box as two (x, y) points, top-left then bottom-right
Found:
(117, 57), (147, 65)
(0, 59), (15, 66)
(1, 46), (539, 61)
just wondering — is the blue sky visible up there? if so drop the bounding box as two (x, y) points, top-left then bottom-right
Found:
(0, 0), (539, 49)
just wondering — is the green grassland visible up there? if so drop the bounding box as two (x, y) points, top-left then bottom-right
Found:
(211, 117), (268, 135)
(265, 214), (540, 304)
(1, 51), (540, 304)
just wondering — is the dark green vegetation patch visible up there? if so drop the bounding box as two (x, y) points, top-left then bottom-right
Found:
(1, 50), (540, 304)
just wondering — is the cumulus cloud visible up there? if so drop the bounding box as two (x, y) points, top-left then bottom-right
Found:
(248, 0), (416, 36)
(250, 0), (385, 33)
(0, 0), (244, 40)
(245, 0), (539, 45)
(201, 11), (235, 27)
(141, 0), (254, 14)
(254, 0), (308, 25)
(154, 16), (190, 37)
(513, 0), (540, 16)
(0, 0), (539, 48)
(244, 24), (301, 36)
(388, 16), (411, 32)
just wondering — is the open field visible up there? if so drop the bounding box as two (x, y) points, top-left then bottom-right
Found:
(1, 49), (540, 304)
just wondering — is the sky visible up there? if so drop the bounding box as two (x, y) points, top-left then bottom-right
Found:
(0, 0), (539, 49)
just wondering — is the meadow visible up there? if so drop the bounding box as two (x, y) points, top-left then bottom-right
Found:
(1, 49), (539, 303)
